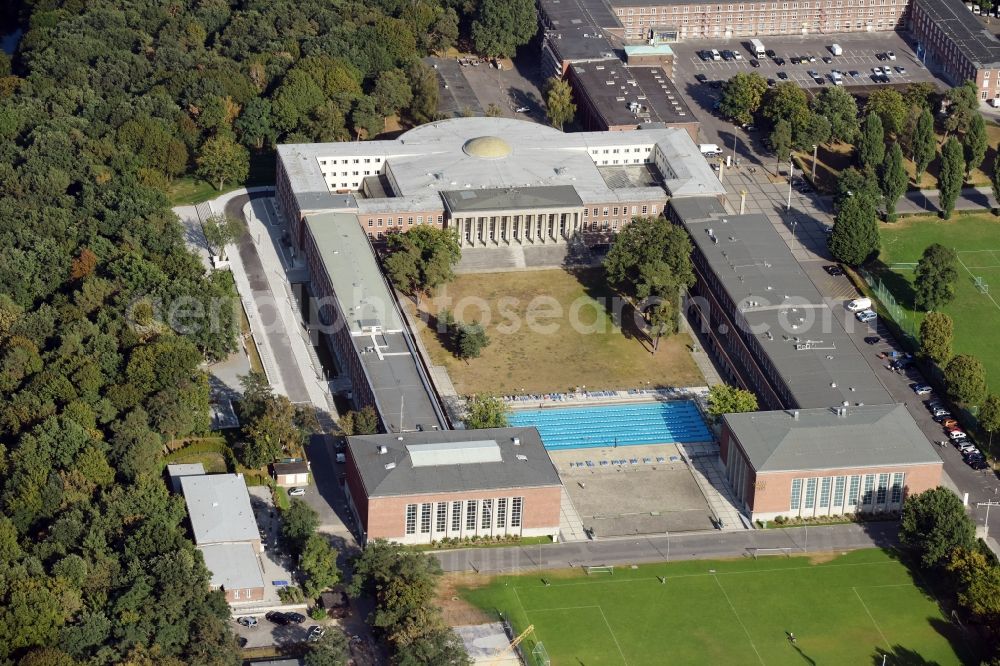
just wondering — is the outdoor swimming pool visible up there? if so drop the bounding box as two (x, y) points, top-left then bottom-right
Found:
(508, 400), (712, 450)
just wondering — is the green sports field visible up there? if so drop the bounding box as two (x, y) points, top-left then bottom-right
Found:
(877, 214), (1000, 395)
(460, 550), (976, 665)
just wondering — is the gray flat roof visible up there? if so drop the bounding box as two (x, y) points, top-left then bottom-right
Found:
(724, 405), (942, 473)
(442, 185), (582, 213)
(679, 211), (893, 410)
(305, 213), (445, 433)
(570, 60), (695, 128)
(347, 427), (561, 497)
(167, 463), (205, 477)
(667, 195), (727, 221)
(199, 542), (265, 591)
(278, 117), (723, 215)
(539, 0), (619, 63)
(915, 0), (1000, 68)
(181, 474), (259, 545)
(272, 461), (309, 475)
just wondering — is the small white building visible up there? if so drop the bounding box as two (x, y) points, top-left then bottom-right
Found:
(271, 460), (310, 487)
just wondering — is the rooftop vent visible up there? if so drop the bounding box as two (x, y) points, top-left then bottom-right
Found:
(793, 410), (800, 420)
(516, 454), (528, 461)
(384, 462), (396, 470)
(513, 437), (521, 446)
(396, 436), (403, 441)
(377, 445), (388, 455)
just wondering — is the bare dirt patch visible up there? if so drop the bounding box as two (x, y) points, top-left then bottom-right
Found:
(438, 573), (494, 626)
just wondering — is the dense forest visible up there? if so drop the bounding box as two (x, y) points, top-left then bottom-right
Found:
(0, 0), (515, 662)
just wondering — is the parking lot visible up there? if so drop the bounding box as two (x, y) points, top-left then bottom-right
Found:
(426, 53), (547, 122)
(672, 31), (940, 90)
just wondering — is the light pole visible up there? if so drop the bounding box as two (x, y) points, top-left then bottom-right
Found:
(978, 500), (1000, 539)
(812, 144), (818, 180)
(786, 159), (795, 211)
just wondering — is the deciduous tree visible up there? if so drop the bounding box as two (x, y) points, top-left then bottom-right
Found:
(880, 142), (907, 220)
(196, 134), (249, 191)
(384, 226), (461, 305)
(544, 77), (576, 130)
(769, 119), (792, 173)
(963, 112), (988, 178)
(813, 85), (860, 144)
(945, 354), (988, 405)
(720, 72), (767, 126)
(300, 533), (340, 598)
(914, 243), (958, 311)
(464, 394), (509, 429)
(919, 312), (954, 364)
(373, 69), (413, 118)
(913, 108), (937, 183)
(943, 81), (980, 136)
(471, 0), (537, 58)
(938, 136), (965, 219)
(282, 499), (319, 557)
(706, 384), (759, 422)
(828, 188), (879, 266)
(900, 487), (975, 569)
(979, 393), (1000, 450)
(202, 213), (242, 259)
(455, 321), (489, 360)
(856, 112), (885, 171)
(865, 88), (907, 135)
(305, 629), (351, 666)
(339, 406), (378, 436)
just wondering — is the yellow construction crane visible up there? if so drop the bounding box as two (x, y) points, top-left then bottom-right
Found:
(488, 625), (534, 664)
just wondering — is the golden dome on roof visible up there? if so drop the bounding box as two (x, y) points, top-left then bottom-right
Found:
(462, 135), (512, 159)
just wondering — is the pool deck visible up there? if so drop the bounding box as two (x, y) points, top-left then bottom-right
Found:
(504, 386), (709, 411)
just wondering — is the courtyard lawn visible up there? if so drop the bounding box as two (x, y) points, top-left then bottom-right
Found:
(458, 549), (975, 666)
(876, 213), (1000, 394)
(404, 268), (703, 395)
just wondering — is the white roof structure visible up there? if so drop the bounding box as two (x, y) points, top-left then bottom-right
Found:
(277, 117), (725, 217)
(181, 474), (259, 545)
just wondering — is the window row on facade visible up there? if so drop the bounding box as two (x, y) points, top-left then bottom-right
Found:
(404, 497), (524, 537)
(615, 0), (902, 13)
(364, 215), (444, 228)
(789, 472), (904, 514)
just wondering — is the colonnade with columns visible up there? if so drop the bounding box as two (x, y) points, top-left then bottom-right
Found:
(452, 208), (583, 247)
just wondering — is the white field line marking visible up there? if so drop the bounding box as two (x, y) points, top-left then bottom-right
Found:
(597, 605), (630, 666)
(714, 575), (766, 666)
(957, 253), (1000, 312)
(853, 587), (890, 649)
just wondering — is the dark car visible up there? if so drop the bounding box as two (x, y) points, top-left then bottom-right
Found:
(864, 336), (881, 345)
(695, 73), (708, 84)
(284, 612), (307, 624)
(767, 78), (776, 87)
(815, 77), (826, 85)
(777, 71), (788, 80)
(699, 50), (712, 61)
(750, 58), (761, 68)
(766, 49), (777, 58)
(774, 57), (786, 66)
(265, 611), (290, 626)
(823, 265), (845, 276)
(969, 459), (988, 470)
(822, 56), (833, 63)
(710, 79), (723, 89)
(722, 50), (735, 61)
(790, 56), (800, 65)
(849, 70), (860, 77)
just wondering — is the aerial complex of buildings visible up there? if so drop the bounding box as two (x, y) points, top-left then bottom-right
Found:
(266, 0), (1000, 543)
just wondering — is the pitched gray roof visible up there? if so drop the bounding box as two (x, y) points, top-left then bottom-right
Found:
(915, 0), (1000, 69)
(680, 211), (893, 409)
(442, 185), (582, 213)
(199, 542), (265, 591)
(723, 405), (942, 473)
(304, 212), (446, 433)
(272, 461), (310, 475)
(347, 427), (561, 497)
(181, 474), (259, 545)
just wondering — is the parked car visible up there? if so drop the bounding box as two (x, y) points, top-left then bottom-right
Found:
(846, 297), (873, 312)
(912, 384), (933, 396)
(750, 58), (761, 68)
(289, 487), (306, 496)
(941, 418), (959, 429)
(515, 106), (529, 113)
(774, 57), (786, 66)
(285, 612), (307, 624)
(969, 458), (988, 470)
(777, 71), (788, 80)
(895, 66), (906, 74)
(808, 55), (817, 62)
(948, 430), (968, 441)
(237, 616), (258, 628)
(308, 626), (326, 642)
(932, 409), (952, 419)
(855, 309), (877, 323)
(823, 264), (845, 276)
(822, 56), (833, 63)
(864, 336), (881, 345)
(722, 50), (735, 61)
(766, 49), (777, 58)
(266, 612), (290, 626)
(695, 73), (708, 84)
(849, 70), (861, 78)
(887, 51), (896, 60)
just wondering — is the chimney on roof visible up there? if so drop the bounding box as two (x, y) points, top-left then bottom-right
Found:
(377, 445), (388, 455)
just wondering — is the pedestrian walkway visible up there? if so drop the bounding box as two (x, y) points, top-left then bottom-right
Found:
(558, 487), (588, 542)
(678, 442), (747, 531)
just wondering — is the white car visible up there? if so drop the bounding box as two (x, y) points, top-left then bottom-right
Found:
(846, 298), (872, 312)
(887, 51), (896, 60)
(948, 430), (968, 441)
(237, 616), (258, 628)
(288, 487), (306, 496)
(515, 106), (529, 113)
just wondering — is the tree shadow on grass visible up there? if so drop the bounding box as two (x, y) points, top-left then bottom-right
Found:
(871, 644), (941, 666)
(567, 266), (653, 350)
(868, 258), (917, 310)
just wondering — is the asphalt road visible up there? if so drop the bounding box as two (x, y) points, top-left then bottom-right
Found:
(432, 522), (900, 573)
